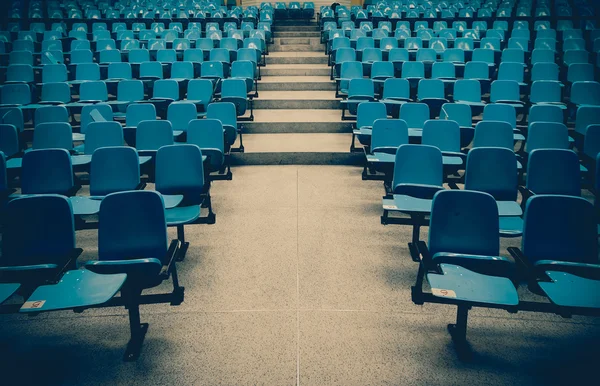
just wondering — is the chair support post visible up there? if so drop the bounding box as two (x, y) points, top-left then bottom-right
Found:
(123, 290), (148, 362)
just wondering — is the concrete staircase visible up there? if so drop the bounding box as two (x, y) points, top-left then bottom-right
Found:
(234, 22), (360, 166)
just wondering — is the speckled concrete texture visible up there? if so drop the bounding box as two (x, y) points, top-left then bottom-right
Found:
(1, 166), (599, 386)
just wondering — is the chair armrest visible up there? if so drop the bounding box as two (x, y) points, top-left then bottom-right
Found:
(159, 240), (181, 280)
(432, 252), (515, 279)
(85, 258), (163, 277)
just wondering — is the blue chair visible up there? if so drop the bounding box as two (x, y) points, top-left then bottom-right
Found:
(472, 121), (515, 151)
(84, 190), (183, 361)
(207, 102), (241, 152)
(413, 190), (518, 356)
(525, 149), (581, 199)
(80, 103), (113, 139)
(0, 124), (20, 158)
(513, 195), (600, 309)
(200, 61), (224, 90)
(440, 103), (474, 147)
(231, 60), (258, 97)
(336, 61), (363, 98)
(41, 64), (68, 84)
(399, 103), (430, 138)
(363, 118), (409, 181)
(530, 81), (565, 109)
(151, 79), (180, 104)
(156, 144), (215, 250)
(571, 81), (600, 107)
(352, 102), (387, 151)
(90, 146), (143, 196)
(167, 102), (197, 135)
(525, 122), (569, 154)
(490, 80), (523, 108)
(139, 61), (164, 80)
(417, 79), (448, 116)
(465, 147), (521, 219)
(453, 79), (485, 112)
(107, 63), (132, 81)
(186, 79), (214, 113)
(341, 79), (375, 119)
(0, 84), (31, 107)
(483, 104), (525, 142)
(381, 78), (411, 117)
(171, 61), (194, 82)
(188, 119), (230, 179)
(20, 149), (76, 196)
(221, 79), (253, 120)
(79, 81), (108, 103)
(401, 61), (425, 87)
(82, 121), (124, 155)
(382, 144), (444, 257)
(136, 120), (175, 153)
(422, 120), (464, 168)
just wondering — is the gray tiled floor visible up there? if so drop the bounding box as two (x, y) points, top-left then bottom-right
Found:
(1, 166), (599, 385)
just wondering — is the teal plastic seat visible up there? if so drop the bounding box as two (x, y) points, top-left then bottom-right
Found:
(34, 105), (69, 127)
(531, 49), (555, 65)
(521, 195), (600, 308)
(0, 124), (19, 158)
(6, 64), (34, 83)
(107, 63), (133, 81)
(186, 79), (214, 112)
(221, 79), (251, 118)
(571, 81), (600, 107)
(80, 103), (113, 139)
(417, 79), (448, 115)
(465, 147), (521, 216)
(42, 64), (68, 84)
(83, 121), (124, 155)
(188, 119), (227, 174)
(21, 149), (75, 195)
(230, 60), (256, 95)
(113, 80), (144, 105)
(171, 61), (194, 81)
(370, 118), (409, 156)
(99, 49), (121, 64)
(530, 81), (565, 108)
(528, 105), (563, 125)
(525, 122), (569, 154)
(353, 101), (387, 147)
(79, 81), (108, 103)
(473, 121), (515, 150)
(342, 78), (375, 117)
(453, 79), (486, 110)
(399, 103), (429, 136)
(526, 149), (581, 197)
(381, 78), (410, 117)
(128, 48), (150, 64)
(432, 62), (456, 83)
(426, 190), (517, 305)
(32, 122), (72, 151)
(167, 102), (197, 134)
(465, 61), (491, 82)
(139, 61), (163, 80)
(422, 119), (463, 167)
(136, 120), (174, 152)
(490, 80), (523, 107)
(151, 79), (180, 102)
(401, 61), (425, 82)
(336, 61), (363, 97)
(200, 61), (224, 86)
(207, 102), (238, 150)
(90, 146), (141, 196)
(575, 106), (600, 136)
(440, 103), (474, 147)
(392, 144), (443, 199)
(498, 62), (526, 87)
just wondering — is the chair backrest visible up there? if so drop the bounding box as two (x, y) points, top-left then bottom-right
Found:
(153, 79), (179, 100)
(136, 120), (174, 151)
(522, 195), (597, 264)
(356, 102), (387, 129)
(118, 80), (144, 102)
(188, 119), (225, 153)
(207, 102), (237, 128)
(2, 195), (75, 265)
(21, 148), (74, 195)
(465, 147), (517, 201)
(167, 102), (197, 132)
(490, 80), (520, 103)
(382, 78), (410, 99)
(399, 103), (429, 129)
(528, 104), (563, 126)
(90, 146), (140, 196)
(402, 61), (424, 78)
(417, 79), (445, 100)
(80, 80), (108, 102)
(392, 144), (443, 194)
(84, 121), (124, 155)
(575, 106), (600, 135)
(453, 79), (481, 102)
(126, 103), (156, 128)
(422, 119), (460, 153)
(526, 122), (569, 153)
(526, 149), (580, 196)
(473, 120), (514, 150)
(428, 190), (499, 257)
(584, 124), (600, 159)
(32, 121), (72, 151)
(530, 81), (562, 104)
(567, 63), (594, 83)
(371, 119), (409, 153)
(155, 144), (205, 195)
(348, 79), (374, 98)
(99, 191), (168, 263)
(0, 124), (19, 157)
(483, 103), (516, 128)
(440, 103), (472, 128)
(571, 81), (600, 106)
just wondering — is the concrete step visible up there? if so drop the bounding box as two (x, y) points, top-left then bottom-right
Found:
(242, 110), (351, 133)
(253, 91), (340, 109)
(261, 64), (330, 76)
(269, 44), (325, 52)
(231, 133), (362, 165)
(259, 76), (335, 91)
(274, 37), (323, 45)
(273, 31), (321, 38)
(266, 52), (328, 65)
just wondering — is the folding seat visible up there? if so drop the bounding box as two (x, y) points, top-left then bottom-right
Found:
(156, 49), (177, 64)
(96, 39), (117, 51)
(99, 49), (122, 65)
(490, 80), (523, 109)
(442, 49), (465, 67)
(184, 48), (204, 66)
(525, 122), (570, 155)
(510, 37), (530, 52)
(89, 146), (144, 196)
(105, 62), (132, 81)
(72, 63), (101, 84)
(0, 83), (31, 107)
(428, 38), (447, 54)
(335, 61), (362, 98)
(70, 38), (90, 51)
(220, 37), (240, 53)
(151, 79), (180, 104)
(380, 78), (411, 117)
(79, 81), (108, 103)
(116, 30), (134, 41)
(401, 61), (425, 88)
(379, 37), (398, 52)
(563, 38), (586, 52)
(92, 30), (111, 42)
(395, 29), (410, 41)
(221, 79), (253, 119)
(563, 50), (589, 66)
(0, 123), (20, 160)
(528, 105), (564, 126)
(453, 79), (485, 111)
(515, 195), (600, 309)
(19, 148), (76, 195)
(388, 48), (408, 77)
(380, 144), (444, 241)
(186, 79), (214, 113)
(536, 28), (556, 39)
(80, 121), (124, 155)
(415, 29), (434, 43)
(438, 28), (457, 41)
(170, 61), (194, 83)
(440, 103), (474, 147)
(399, 103), (430, 137)
(574, 106), (600, 137)
(498, 62), (526, 87)
(37, 82), (72, 105)
(529, 81), (565, 109)
(200, 61), (224, 89)
(80, 103), (113, 139)
(125, 103), (157, 133)
(471, 48), (496, 71)
(9, 51), (34, 67)
(207, 102), (240, 151)
(350, 101), (387, 149)
(364, 119), (409, 177)
(361, 48), (382, 75)
(533, 38), (556, 52)
(567, 63), (595, 84)
(341, 79), (375, 118)
(432, 62), (456, 84)
(417, 79), (448, 116)
(525, 149), (581, 198)
(465, 147), (521, 217)
(13, 40), (35, 52)
(136, 120), (175, 153)
(405, 37), (422, 52)
(472, 120), (515, 152)
(167, 102), (197, 135)
(209, 48), (232, 75)
(501, 48), (525, 66)
(421, 119), (464, 167)
(128, 48), (150, 65)
(188, 119), (230, 178)
(571, 81), (600, 107)
(139, 30), (156, 41)
(42, 39), (62, 52)
(5, 64), (34, 84)
(161, 30), (178, 43)
(355, 37), (375, 57)
(562, 29), (583, 40)
(111, 80), (145, 107)
(231, 60), (258, 96)
(463, 61), (491, 87)
(148, 39), (166, 51)
(70, 49), (94, 65)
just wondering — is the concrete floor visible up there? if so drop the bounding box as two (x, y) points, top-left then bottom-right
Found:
(1, 165), (599, 385)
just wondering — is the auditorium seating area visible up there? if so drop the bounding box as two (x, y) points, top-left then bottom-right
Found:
(0, 0), (599, 384)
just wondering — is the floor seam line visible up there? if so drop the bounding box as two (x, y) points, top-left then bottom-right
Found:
(296, 167), (300, 386)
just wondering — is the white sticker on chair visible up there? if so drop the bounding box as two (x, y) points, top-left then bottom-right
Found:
(431, 289), (457, 298)
(383, 205), (398, 210)
(22, 300), (46, 309)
